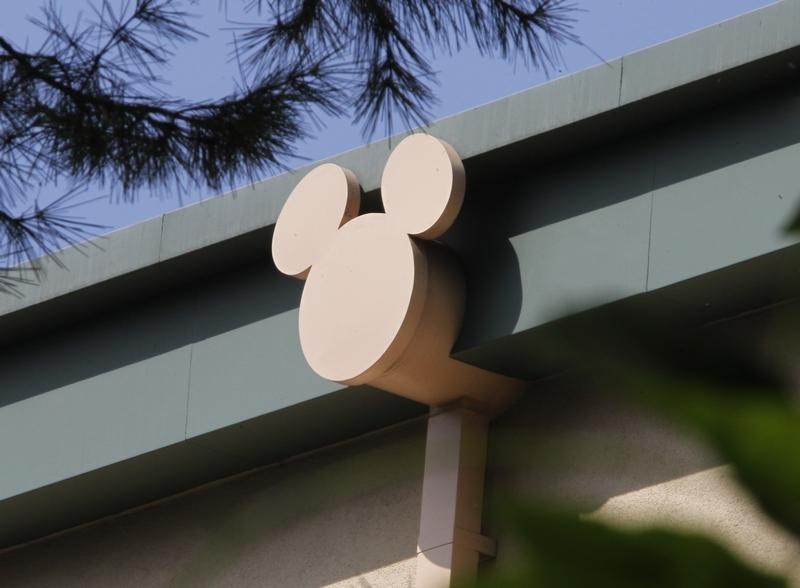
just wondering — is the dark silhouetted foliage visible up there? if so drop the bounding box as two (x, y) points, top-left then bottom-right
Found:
(474, 304), (800, 587)
(0, 0), (579, 294)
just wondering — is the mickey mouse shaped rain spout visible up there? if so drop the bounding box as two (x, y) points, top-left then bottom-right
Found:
(272, 135), (522, 414)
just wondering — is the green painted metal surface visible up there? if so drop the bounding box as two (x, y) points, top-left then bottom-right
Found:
(2, 0), (800, 547)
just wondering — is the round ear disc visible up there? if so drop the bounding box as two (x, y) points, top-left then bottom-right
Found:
(272, 163), (361, 279)
(380, 134), (465, 239)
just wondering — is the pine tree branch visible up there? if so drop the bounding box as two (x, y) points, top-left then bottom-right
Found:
(0, 188), (106, 296)
(234, 0), (580, 137)
(0, 0), (580, 294)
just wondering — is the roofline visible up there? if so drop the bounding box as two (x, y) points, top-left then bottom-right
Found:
(1, 0), (799, 318)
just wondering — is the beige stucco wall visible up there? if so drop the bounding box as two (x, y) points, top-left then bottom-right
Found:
(0, 422), (426, 588)
(484, 382), (800, 585)
(3, 379), (799, 587)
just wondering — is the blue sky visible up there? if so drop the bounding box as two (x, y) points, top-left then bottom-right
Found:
(0, 0), (779, 236)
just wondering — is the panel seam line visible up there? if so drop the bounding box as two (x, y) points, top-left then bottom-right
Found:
(645, 154), (656, 291)
(184, 345), (193, 439)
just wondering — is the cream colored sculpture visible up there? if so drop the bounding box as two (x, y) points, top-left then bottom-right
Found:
(272, 134), (522, 413)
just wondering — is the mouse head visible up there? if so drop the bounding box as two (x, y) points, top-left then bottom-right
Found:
(272, 134), (466, 394)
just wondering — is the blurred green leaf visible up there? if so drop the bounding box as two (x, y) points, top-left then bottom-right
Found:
(474, 508), (784, 588)
(506, 305), (800, 588)
(787, 207), (800, 233)
(543, 306), (800, 538)
(632, 377), (800, 539)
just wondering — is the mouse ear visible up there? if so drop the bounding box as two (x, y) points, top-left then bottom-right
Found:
(380, 134), (465, 240)
(272, 163), (361, 279)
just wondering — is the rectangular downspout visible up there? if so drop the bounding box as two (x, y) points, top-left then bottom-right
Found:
(416, 403), (496, 587)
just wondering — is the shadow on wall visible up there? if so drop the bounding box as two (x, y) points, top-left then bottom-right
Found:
(480, 293), (800, 512)
(0, 421), (426, 588)
(450, 83), (800, 353)
(479, 294), (800, 581)
(484, 381), (722, 516)
(468, 84), (800, 240)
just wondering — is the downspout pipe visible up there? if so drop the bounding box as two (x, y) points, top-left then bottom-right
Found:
(416, 402), (497, 587)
